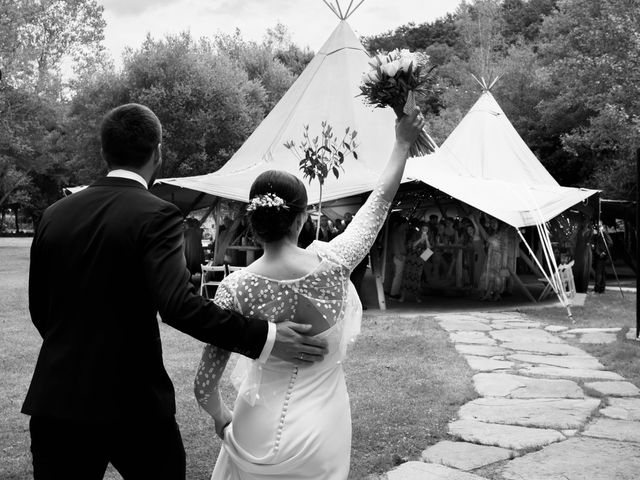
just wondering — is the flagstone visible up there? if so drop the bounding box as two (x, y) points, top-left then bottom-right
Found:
(566, 327), (622, 334)
(449, 331), (497, 345)
(386, 461), (489, 480)
(545, 325), (569, 333)
(519, 365), (624, 381)
(490, 328), (564, 344)
(578, 332), (617, 344)
(421, 440), (513, 471)
(601, 398), (640, 420)
(473, 373), (583, 399)
(490, 320), (543, 330)
(471, 312), (525, 321)
(436, 314), (491, 323)
(456, 344), (509, 357)
(582, 418), (640, 443)
(584, 381), (640, 397)
(509, 353), (604, 370)
(499, 437), (640, 480)
(448, 419), (565, 450)
(501, 342), (587, 356)
(458, 397), (600, 429)
(464, 355), (513, 372)
(439, 318), (492, 332)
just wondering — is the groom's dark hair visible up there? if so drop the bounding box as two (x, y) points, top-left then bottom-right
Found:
(101, 103), (162, 169)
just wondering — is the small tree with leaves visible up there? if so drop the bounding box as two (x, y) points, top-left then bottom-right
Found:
(284, 122), (358, 240)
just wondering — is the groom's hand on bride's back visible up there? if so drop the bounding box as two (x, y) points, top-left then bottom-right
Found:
(271, 322), (329, 366)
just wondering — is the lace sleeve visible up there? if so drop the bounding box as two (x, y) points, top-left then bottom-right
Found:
(194, 280), (235, 417)
(325, 185), (392, 271)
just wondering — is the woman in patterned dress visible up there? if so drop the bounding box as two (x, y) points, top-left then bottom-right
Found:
(193, 110), (425, 479)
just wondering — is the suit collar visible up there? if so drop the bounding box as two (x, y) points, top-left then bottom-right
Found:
(91, 176), (148, 190)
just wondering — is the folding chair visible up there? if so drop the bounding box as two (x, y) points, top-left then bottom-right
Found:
(200, 264), (228, 298)
(226, 265), (245, 275)
(538, 260), (576, 302)
(558, 260), (576, 299)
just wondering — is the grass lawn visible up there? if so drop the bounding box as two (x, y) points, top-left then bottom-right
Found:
(0, 238), (477, 479)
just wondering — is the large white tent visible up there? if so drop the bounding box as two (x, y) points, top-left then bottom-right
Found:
(154, 16), (398, 207)
(404, 91), (598, 228)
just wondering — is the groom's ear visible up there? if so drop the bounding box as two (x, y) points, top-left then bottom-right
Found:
(153, 143), (162, 166)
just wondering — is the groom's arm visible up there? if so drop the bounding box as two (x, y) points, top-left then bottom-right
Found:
(142, 203), (268, 358)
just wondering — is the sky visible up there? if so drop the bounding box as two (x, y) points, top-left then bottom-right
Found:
(98, 0), (464, 64)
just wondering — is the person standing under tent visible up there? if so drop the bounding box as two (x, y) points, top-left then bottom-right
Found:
(592, 221), (613, 293)
(388, 214), (409, 301)
(401, 221), (429, 302)
(480, 217), (508, 301)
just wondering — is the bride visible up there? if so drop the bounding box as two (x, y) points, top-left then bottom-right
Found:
(194, 108), (425, 479)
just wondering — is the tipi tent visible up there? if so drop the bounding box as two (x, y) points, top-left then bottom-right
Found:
(404, 91), (598, 228)
(403, 90), (599, 314)
(154, 6), (397, 207)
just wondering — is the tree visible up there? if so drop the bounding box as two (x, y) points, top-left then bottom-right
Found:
(1, 0), (106, 96)
(536, 0), (640, 198)
(362, 14), (460, 54)
(285, 123), (358, 239)
(215, 28), (296, 110)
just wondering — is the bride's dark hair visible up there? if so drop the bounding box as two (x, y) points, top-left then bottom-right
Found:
(248, 170), (308, 243)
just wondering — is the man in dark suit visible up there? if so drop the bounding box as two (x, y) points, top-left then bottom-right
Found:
(22, 103), (327, 479)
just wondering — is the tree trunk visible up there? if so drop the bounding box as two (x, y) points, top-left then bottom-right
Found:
(14, 207), (19, 233)
(315, 183), (323, 240)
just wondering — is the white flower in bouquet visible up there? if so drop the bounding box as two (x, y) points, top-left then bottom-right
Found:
(359, 48), (440, 155)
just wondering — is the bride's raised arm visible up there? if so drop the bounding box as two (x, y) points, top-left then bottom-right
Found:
(325, 108), (425, 271)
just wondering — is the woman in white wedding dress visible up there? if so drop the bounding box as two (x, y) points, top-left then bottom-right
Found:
(194, 109), (424, 479)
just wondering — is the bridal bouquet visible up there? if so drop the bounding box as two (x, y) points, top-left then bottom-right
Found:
(359, 48), (438, 156)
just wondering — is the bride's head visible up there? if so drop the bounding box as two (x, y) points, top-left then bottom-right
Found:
(247, 170), (308, 243)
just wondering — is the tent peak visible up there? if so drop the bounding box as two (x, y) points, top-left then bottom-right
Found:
(471, 73), (502, 92)
(322, 0), (366, 20)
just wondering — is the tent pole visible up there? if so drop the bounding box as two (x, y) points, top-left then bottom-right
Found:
(198, 198), (219, 226)
(212, 204), (220, 264)
(636, 148), (639, 339)
(381, 217), (390, 282)
(507, 265), (536, 303)
(518, 244), (546, 279)
(369, 247), (387, 311)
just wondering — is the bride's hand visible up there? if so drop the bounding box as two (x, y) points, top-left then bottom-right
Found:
(395, 107), (425, 149)
(214, 404), (233, 440)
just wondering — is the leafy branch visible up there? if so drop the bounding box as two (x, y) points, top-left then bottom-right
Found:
(284, 122), (358, 239)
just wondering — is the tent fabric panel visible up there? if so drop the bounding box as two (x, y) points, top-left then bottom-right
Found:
(404, 162), (597, 227)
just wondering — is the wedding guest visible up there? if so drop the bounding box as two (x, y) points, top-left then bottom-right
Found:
(183, 217), (205, 285)
(427, 214), (439, 238)
(480, 217), (508, 301)
(194, 109), (425, 478)
(297, 214), (315, 248)
(388, 214), (409, 300)
(592, 221), (613, 293)
(468, 216), (487, 289)
(318, 214), (336, 241)
(401, 222), (429, 302)
(22, 103), (327, 480)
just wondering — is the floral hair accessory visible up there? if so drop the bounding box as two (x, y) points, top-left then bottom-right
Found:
(246, 193), (290, 212)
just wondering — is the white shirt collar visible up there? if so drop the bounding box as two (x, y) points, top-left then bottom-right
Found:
(107, 169), (148, 189)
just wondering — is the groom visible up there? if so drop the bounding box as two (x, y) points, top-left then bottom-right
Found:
(22, 103), (328, 479)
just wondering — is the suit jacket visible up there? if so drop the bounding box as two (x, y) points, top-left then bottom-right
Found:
(22, 177), (268, 421)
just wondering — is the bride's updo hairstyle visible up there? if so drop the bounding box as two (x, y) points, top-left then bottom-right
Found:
(247, 170), (308, 243)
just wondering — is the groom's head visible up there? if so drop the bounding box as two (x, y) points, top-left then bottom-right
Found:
(100, 103), (162, 171)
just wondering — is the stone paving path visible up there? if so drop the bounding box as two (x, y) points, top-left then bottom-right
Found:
(385, 311), (640, 480)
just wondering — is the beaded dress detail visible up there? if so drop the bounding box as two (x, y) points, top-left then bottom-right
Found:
(194, 186), (390, 480)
